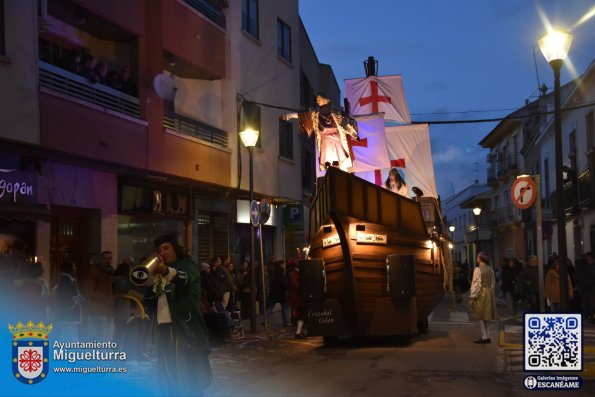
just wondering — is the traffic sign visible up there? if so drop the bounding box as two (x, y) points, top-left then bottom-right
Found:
(511, 176), (537, 209)
(259, 198), (271, 225)
(250, 200), (260, 226)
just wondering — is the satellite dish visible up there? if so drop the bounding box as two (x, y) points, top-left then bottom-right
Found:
(153, 73), (177, 101)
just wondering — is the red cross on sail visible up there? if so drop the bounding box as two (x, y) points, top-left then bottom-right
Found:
(345, 75), (411, 123)
(374, 159), (406, 185)
(359, 81), (391, 113)
(347, 114), (391, 173)
(346, 136), (368, 161)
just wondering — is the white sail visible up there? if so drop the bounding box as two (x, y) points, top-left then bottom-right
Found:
(344, 75), (410, 123)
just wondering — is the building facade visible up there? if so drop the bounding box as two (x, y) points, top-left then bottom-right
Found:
(0, 0), (336, 287)
(450, 60), (595, 271)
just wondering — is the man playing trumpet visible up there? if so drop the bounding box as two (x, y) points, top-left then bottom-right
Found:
(140, 234), (212, 396)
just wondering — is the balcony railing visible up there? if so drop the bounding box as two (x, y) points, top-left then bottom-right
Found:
(578, 168), (592, 207)
(39, 61), (141, 119)
(164, 111), (228, 147)
(506, 152), (519, 172)
(487, 165), (497, 184)
(184, 0), (226, 29)
(494, 206), (517, 225)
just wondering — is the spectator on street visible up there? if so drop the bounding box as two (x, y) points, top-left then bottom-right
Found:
(112, 257), (134, 350)
(81, 250), (114, 341)
(267, 259), (290, 327)
(235, 259), (252, 319)
(13, 261), (50, 321)
(287, 258), (306, 338)
(468, 252), (497, 344)
(518, 255), (540, 312)
(544, 258), (573, 312)
(501, 257), (522, 320)
(53, 261), (84, 341)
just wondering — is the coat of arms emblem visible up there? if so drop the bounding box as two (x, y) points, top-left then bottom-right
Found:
(8, 321), (53, 385)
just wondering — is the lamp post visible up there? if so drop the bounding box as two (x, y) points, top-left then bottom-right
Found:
(539, 29), (572, 311)
(473, 207), (482, 264)
(449, 225), (455, 260)
(239, 127), (259, 332)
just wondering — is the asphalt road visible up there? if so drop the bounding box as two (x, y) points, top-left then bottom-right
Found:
(204, 295), (595, 397)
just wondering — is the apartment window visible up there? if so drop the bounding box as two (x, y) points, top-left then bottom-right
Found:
(241, 101), (261, 148)
(279, 119), (293, 159)
(277, 18), (291, 62)
(242, 0), (259, 39)
(0, 0), (5, 56)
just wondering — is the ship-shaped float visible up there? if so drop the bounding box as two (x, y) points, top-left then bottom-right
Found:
(300, 58), (452, 343)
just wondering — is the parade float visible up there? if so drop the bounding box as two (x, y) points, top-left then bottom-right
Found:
(300, 58), (452, 344)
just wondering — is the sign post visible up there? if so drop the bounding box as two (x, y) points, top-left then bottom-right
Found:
(511, 175), (544, 312)
(257, 198), (272, 333)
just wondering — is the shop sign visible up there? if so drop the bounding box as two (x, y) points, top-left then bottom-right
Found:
(0, 169), (35, 205)
(284, 204), (303, 226)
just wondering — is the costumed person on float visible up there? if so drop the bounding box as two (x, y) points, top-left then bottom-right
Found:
(281, 92), (359, 172)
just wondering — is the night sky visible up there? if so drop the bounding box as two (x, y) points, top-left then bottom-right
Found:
(300, 0), (595, 198)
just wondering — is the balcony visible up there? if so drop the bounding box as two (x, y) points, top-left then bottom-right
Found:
(577, 168), (592, 208)
(548, 169), (593, 216)
(505, 152), (519, 176)
(164, 111), (228, 147)
(493, 206), (518, 226)
(162, 0), (226, 79)
(39, 62), (148, 169)
(39, 61), (140, 119)
(183, 0), (226, 29)
(495, 152), (520, 180)
(549, 181), (581, 218)
(487, 165), (498, 187)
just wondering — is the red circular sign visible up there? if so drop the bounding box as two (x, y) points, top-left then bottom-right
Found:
(511, 176), (537, 209)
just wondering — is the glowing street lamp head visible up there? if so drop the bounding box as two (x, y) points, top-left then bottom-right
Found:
(239, 128), (260, 148)
(538, 30), (573, 64)
(449, 225), (455, 232)
(472, 207), (482, 216)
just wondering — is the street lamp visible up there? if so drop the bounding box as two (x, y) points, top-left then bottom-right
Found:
(473, 207), (482, 264)
(539, 29), (572, 311)
(239, 127), (260, 332)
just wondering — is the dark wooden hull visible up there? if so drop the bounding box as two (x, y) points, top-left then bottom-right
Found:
(305, 168), (447, 338)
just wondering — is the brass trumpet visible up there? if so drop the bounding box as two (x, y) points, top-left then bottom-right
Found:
(129, 253), (162, 286)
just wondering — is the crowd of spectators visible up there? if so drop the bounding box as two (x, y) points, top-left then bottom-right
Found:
(62, 48), (138, 96)
(39, 41), (137, 97)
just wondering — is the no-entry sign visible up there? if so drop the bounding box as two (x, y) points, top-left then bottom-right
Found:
(511, 176), (537, 209)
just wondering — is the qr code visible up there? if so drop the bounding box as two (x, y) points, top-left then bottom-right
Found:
(524, 314), (582, 371)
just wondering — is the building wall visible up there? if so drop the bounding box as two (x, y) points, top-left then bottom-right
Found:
(540, 63), (595, 263)
(232, 0), (301, 202)
(37, 162), (118, 259)
(0, 0), (39, 144)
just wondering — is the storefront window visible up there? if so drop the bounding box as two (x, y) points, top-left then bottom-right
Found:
(117, 215), (186, 264)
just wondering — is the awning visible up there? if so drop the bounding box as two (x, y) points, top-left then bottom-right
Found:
(0, 205), (51, 222)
